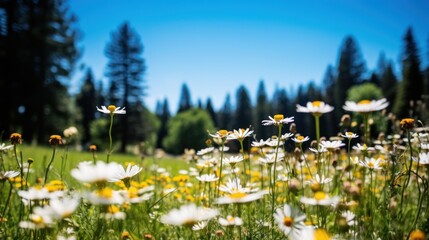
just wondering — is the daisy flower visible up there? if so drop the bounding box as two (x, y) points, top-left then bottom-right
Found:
(19, 206), (55, 229)
(413, 152), (429, 165)
(96, 105), (126, 114)
(192, 221), (208, 231)
(227, 128), (254, 141)
(358, 157), (383, 170)
(18, 187), (50, 201)
(48, 196), (80, 219)
(197, 147), (215, 156)
(222, 156), (244, 166)
(262, 114), (294, 126)
(160, 204), (219, 226)
(0, 143), (13, 151)
(0, 170), (20, 181)
(259, 152), (285, 165)
(292, 136), (310, 143)
(342, 98), (389, 113)
(218, 178), (251, 194)
(320, 140), (345, 150)
(101, 205), (126, 220)
(251, 139), (270, 147)
(273, 204), (306, 239)
(108, 163), (142, 183)
(352, 143), (375, 152)
(196, 174), (219, 182)
(296, 101), (334, 116)
(219, 215), (243, 226)
(281, 133), (294, 140)
(71, 161), (120, 184)
(85, 187), (124, 205)
(340, 132), (359, 139)
(305, 174), (332, 186)
(216, 190), (268, 204)
(300, 191), (340, 206)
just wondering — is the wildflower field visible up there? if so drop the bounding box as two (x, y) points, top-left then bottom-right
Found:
(1, 100), (429, 240)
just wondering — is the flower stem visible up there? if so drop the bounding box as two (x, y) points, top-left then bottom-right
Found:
(44, 146), (57, 185)
(107, 113), (114, 163)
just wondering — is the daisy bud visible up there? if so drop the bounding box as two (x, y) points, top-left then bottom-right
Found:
(27, 158), (34, 164)
(49, 135), (63, 146)
(294, 147), (302, 162)
(341, 114), (351, 126)
(310, 140), (318, 149)
(9, 133), (23, 145)
(215, 230), (224, 237)
(289, 123), (296, 134)
(288, 178), (301, 194)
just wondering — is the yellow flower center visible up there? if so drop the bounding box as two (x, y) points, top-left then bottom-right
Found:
(227, 216), (236, 222)
(96, 187), (113, 199)
(230, 192), (247, 199)
(108, 105), (117, 113)
(400, 118), (415, 130)
(314, 191), (326, 201)
(314, 229), (331, 240)
(49, 135), (63, 145)
(274, 114), (284, 122)
(128, 187), (139, 198)
(283, 217), (294, 227)
(218, 129), (229, 137)
(358, 100), (371, 105)
(367, 161), (374, 168)
(297, 136), (304, 141)
(31, 215), (43, 224)
(347, 132), (354, 136)
(107, 205), (120, 214)
(312, 101), (322, 107)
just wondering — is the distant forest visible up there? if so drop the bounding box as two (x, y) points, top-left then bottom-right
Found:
(1, 0), (429, 155)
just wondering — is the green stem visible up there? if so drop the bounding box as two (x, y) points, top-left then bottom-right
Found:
(106, 113), (114, 163)
(44, 146), (57, 185)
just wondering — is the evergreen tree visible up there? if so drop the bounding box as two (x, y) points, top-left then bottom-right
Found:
(219, 94), (233, 130)
(255, 80), (270, 140)
(334, 35), (366, 121)
(205, 98), (218, 128)
(380, 61), (398, 112)
(321, 65), (338, 137)
(233, 85), (253, 130)
(156, 98), (171, 149)
(0, 0), (80, 142)
(177, 83), (193, 113)
(76, 68), (97, 146)
(393, 27), (424, 118)
(105, 21), (146, 152)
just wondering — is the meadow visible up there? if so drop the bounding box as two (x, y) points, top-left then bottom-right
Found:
(1, 100), (428, 240)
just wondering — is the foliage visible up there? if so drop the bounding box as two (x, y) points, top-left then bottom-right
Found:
(163, 108), (215, 154)
(346, 82), (383, 102)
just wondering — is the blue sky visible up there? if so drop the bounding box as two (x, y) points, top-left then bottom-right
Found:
(69, 0), (429, 113)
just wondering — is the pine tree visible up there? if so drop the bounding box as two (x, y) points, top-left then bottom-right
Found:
(219, 94), (233, 130)
(156, 98), (171, 149)
(232, 85), (252, 152)
(205, 98), (218, 128)
(393, 27), (424, 118)
(380, 61), (398, 112)
(76, 68), (97, 146)
(255, 80), (270, 140)
(321, 65), (338, 137)
(334, 35), (366, 121)
(0, 0), (80, 142)
(105, 21), (146, 152)
(177, 83), (193, 113)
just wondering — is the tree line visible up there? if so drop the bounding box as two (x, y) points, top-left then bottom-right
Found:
(1, 0), (429, 155)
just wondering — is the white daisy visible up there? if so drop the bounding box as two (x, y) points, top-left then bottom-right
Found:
(273, 204), (306, 239)
(262, 114), (294, 126)
(192, 221), (208, 231)
(196, 174), (219, 182)
(227, 128), (254, 141)
(300, 191), (340, 206)
(343, 98), (389, 113)
(358, 157), (383, 170)
(48, 196), (80, 219)
(296, 101), (334, 116)
(96, 105), (126, 114)
(320, 140), (345, 150)
(0, 143), (13, 151)
(71, 161), (120, 184)
(340, 132), (359, 139)
(259, 152), (285, 165)
(216, 190), (268, 204)
(222, 156), (244, 166)
(413, 152), (429, 165)
(160, 204), (219, 226)
(305, 174), (332, 186)
(108, 163), (142, 182)
(292, 136), (310, 144)
(0, 170), (20, 180)
(196, 147), (215, 156)
(218, 215), (243, 226)
(352, 143), (375, 152)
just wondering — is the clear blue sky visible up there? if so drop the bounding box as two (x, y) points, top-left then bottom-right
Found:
(69, 0), (429, 113)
